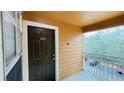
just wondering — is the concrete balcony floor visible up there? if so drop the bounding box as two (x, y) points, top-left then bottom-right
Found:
(63, 70), (102, 81)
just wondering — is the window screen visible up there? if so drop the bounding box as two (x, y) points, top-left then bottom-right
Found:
(2, 12), (16, 65)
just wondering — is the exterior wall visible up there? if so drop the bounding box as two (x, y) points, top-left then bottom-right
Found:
(23, 12), (83, 80)
(6, 56), (22, 81)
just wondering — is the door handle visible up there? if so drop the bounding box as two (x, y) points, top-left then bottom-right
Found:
(53, 54), (55, 57)
(53, 57), (55, 61)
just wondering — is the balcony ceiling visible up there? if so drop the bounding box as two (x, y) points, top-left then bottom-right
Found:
(24, 11), (124, 27)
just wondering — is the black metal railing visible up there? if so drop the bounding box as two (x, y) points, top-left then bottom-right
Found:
(83, 52), (124, 81)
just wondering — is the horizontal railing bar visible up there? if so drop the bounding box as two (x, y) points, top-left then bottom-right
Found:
(83, 52), (124, 60)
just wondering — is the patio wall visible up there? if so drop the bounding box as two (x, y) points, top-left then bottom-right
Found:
(23, 12), (83, 80)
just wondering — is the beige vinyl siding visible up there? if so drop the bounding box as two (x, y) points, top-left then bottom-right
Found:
(58, 25), (83, 80)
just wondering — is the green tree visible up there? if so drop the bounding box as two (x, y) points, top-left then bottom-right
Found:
(83, 26), (124, 58)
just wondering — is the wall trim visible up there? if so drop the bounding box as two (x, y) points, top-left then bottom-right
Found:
(22, 20), (59, 81)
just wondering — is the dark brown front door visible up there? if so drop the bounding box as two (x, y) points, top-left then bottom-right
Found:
(28, 26), (55, 81)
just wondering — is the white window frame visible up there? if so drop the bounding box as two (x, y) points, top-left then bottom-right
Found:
(0, 12), (4, 80)
(1, 11), (22, 78)
(22, 20), (59, 81)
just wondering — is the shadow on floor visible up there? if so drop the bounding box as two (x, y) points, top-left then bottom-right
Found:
(63, 70), (103, 81)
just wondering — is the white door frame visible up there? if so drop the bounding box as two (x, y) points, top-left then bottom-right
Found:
(22, 20), (59, 81)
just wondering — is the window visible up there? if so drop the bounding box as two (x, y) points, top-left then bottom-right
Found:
(2, 12), (16, 65)
(2, 11), (22, 75)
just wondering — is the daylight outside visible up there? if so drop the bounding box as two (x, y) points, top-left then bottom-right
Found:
(83, 26), (124, 80)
